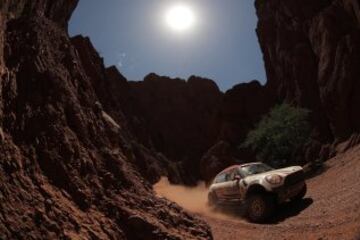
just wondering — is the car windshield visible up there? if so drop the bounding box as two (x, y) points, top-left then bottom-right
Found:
(239, 163), (273, 177)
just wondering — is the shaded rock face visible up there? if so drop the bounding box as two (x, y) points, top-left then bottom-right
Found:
(1, 0), (78, 28)
(130, 74), (223, 184)
(198, 81), (274, 181)
(0, 2), (212, 240)
(199, 141), (238, 183)
(70, 35), (192, 185)
(256, 0), (360, 142)
(200, 0), (360, 182)
(216, 80), (274, 145)
(69, 48), (271, 185)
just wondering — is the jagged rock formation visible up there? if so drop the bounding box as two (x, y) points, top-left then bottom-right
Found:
(0, 1), (212, 239)
(202, 0), (360, 180)
(129, 74), (222, 184)
(70, 35), (171, 185)
(3, 0), (360, 237)
(144, 0), (360, 181)
(200, 80), (274, 181)
(199, 141), (238, 183)
(70, 35), (223, 185)
(1, 0), (76, 28)
(215, 81), (273, 145)
(256, 0), (360, 142)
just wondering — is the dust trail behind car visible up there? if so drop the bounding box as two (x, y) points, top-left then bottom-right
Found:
(153, 177), (241, 221)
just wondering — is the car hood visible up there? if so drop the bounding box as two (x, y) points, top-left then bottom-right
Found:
(244, 166), (303, 182)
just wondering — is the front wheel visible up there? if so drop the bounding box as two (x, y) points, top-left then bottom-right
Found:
(246, 194), (275, 223)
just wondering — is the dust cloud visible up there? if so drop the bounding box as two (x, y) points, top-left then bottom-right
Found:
(154, 177), (210, 214)
(153, 177), (241, 220)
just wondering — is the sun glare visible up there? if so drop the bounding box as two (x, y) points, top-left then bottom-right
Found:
(165, 4), (196, 32)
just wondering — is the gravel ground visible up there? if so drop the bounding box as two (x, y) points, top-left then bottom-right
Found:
(201, 146), (360, 240)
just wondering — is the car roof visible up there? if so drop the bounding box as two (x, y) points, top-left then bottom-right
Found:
(218, 162), (262, 175)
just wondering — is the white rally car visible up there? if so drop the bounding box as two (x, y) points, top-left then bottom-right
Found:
(208, 162), (307, 222)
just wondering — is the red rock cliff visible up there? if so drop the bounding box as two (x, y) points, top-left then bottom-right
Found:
(0, 1), (212, 239)
(129, 74), (223, 184)
(256, 0), (360, 142)
(194, 0), (360, 181)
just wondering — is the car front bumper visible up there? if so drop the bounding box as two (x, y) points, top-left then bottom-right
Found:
(274, 181), (306, 203)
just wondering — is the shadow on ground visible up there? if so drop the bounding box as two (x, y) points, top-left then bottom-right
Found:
(305, 164), (329, 180)
(212, 198), (313, 224)
(268, 198), (313, 224)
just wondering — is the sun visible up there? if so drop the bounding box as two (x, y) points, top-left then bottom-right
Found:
(165, 4), (196, 32)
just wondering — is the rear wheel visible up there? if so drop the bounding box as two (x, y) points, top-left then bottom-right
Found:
(246, 194), (275, 223)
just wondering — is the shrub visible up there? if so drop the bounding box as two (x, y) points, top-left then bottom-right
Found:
(243, 104), (311, 167)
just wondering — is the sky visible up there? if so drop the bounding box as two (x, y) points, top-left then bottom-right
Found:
(69, 0), (266, 91)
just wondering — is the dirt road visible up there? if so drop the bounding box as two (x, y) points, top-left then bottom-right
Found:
(155, 145), (360, 240)
(202, 146), (360, 240)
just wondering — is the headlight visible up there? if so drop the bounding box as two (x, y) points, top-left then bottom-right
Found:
(265, 174), (283, 185)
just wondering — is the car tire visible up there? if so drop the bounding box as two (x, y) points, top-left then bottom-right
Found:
(246, 194), (274, 223)
(290, 184), (307, 202)
(208, 192), (218, 207)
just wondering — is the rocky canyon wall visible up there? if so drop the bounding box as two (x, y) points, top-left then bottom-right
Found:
(136, 0), (360, 182)
(2, 0), (360, 237)
(129, 74), (223, 183)
(256, 0), (360, 142)
(0, 1), (212, 239)
(201, 0), (360, 180)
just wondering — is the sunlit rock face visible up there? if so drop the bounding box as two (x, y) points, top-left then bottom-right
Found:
(256, 0), (360, 142)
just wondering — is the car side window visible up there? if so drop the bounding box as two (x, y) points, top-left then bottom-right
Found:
(229, 168), (242, 181)
(214, 173), (227, 183)
(237, 167), (245, 178)
(229, 168), (241, 181)
(225, 170), (234, 182)
(215, 171), (233, 183)
(215, 169), (236, 183)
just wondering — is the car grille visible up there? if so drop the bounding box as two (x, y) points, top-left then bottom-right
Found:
(284, 170), (305, 187)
